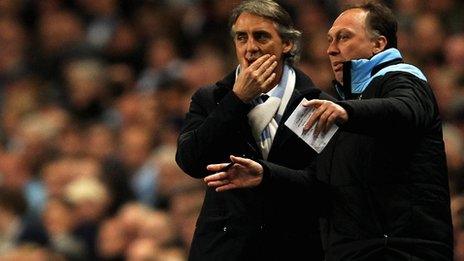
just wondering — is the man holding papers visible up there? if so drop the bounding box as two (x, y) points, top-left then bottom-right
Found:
(205, 1), (453, 260)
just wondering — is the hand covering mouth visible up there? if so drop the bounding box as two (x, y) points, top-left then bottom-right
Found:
(246, 54), (263, 64)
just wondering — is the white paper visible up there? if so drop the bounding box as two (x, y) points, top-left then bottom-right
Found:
(284, 98), (338, 153)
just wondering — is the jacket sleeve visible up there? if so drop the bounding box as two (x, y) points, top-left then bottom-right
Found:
(259, 160), (317, 188)
(338, 72), (437, 136)
(176, 87), (252, 179)
(258, 159), (330, 214)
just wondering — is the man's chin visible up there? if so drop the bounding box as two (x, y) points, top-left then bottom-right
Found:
(334, 72), (343, 84)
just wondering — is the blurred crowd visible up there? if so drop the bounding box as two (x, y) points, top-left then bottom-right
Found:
(0, 0), (463, 260)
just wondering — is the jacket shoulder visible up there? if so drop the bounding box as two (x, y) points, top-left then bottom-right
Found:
(192, 70), (236, 100)
(368, 70), (431, 97)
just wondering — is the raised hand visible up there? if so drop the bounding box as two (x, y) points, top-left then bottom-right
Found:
(303, 99), (348, 136)
(204, 155), (264, 192)
(233, 54), (278, 102)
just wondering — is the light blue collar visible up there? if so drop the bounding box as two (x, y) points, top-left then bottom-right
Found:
(347, 48), (427, 95)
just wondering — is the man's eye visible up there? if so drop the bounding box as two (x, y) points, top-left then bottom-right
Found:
(255, 33), (270, 42)
(237, 35), (246, 42)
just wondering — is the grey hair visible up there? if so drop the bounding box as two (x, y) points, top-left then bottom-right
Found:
(229, 0), (302, 65)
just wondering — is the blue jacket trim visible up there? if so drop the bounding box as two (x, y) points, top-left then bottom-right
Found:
(350, 48), (427, 94)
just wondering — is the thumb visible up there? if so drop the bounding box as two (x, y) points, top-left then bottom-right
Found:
(230, 155), (253, 166)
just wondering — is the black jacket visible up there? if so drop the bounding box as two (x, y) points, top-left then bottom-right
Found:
(176, 68), (329, 261)
(263, 55), (453, 260)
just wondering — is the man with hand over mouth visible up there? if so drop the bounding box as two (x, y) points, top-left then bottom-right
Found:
(176, 0), (331, 260)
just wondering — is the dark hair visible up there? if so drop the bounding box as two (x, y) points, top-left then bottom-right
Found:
(346, 1), (398, 50)
(229, 0), (301, 64)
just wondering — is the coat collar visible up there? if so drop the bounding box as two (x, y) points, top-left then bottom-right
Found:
(336, 48), (403, 100)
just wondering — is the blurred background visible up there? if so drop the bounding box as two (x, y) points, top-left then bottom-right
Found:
(0, 0), (463, 260)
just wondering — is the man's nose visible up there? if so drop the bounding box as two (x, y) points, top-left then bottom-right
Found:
(327, 41), (339, 56)
(246, 38), (259, 52)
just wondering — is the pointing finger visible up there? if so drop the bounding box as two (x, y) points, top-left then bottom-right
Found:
(303, 99), (323, 107)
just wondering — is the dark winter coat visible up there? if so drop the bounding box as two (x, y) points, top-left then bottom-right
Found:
(176, 67), (330, 261)
(265, 49), (453, 260)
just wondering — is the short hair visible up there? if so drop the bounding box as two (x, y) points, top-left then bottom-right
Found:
(229, 0), (302, 65)
(346, 1), (398, 50)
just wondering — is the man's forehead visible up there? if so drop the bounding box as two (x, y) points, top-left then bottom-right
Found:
(232, 12), (277, 31)
(328, 9), (367, 35)
(233, 26), (275, 33)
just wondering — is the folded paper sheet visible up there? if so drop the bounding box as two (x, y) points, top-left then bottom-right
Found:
(284, 98), (338, 153)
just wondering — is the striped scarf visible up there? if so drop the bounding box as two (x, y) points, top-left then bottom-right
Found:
(244, 65), (295, 159)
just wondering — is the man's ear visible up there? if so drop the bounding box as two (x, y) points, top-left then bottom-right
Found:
(283, 40), (293, 55)
(372, 35), (387, 54)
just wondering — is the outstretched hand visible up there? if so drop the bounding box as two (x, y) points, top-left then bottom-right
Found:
(303, 99), (348, 136)
(204, 155), (264, 192)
